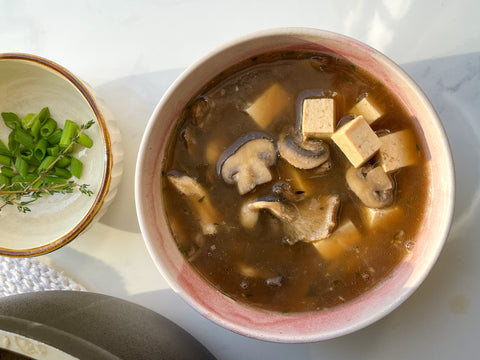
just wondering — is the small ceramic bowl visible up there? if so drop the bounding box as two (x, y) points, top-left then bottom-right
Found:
(135, 28), (455, 342)
(0, 53), (123, 256)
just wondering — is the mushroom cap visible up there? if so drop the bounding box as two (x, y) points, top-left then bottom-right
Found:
(277, 132), (330, 169)
(346, 166), (394, 208)
(219, 135), (276, 195)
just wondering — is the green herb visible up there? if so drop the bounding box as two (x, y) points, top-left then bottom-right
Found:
(0, 109), (95, 213)
(349, 64), (357, 70)
(345, 76), (353, 84)
(198, 196), (205, 203)
(416, 143), (421, 153)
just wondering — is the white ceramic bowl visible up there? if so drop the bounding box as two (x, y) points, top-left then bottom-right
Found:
(135, 28), (455, 342)
(0, 53), (123, 256)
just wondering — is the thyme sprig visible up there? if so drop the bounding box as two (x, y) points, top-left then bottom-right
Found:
(0, 120), (95, 213)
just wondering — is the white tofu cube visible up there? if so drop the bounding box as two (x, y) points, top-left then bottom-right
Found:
(331, 115), (381, 168)
(349, 96), (383, 124)
(312, 219), (361, 260)
(245, 83), (290, 129)
(301, 98), (335, 138)
(362, 206), (403, 228)
(378, 129), (420, 172)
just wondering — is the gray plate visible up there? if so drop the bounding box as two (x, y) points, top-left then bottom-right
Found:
(0, 291), (216, 359)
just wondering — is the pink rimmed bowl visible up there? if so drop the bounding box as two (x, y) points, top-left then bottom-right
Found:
(0, 53), (123, 256)
(135, 28), (454, 342)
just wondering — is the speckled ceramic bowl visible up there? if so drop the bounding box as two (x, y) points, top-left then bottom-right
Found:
(0, 53), (123, 256)
(135, 28), (455, 342)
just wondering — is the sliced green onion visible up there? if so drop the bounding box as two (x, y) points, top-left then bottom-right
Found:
(14, 128), (35, 149)
(36, 107), (50, 124)
(19, 148), (33, 161)
(59, 120), (78, 149)
(8, 131), (19, 154)
(0, 154), (11, 166)
(44, 175), (67, 186)
(53, 167), (72, 179)
(47, 128), (62, 145)
(37, 156), (56, 172)
(70, 157), (83, 178)
(30, 117), (42, 141)
(0, 174), (11, 188)
(40, 118), (57, 138)
(1, 167), (15, 178)
(55, 156), (71, 168)
(76, 132), (93, 148)
(1, 112), (21, 130)
(21, 113), (36, 130)
(47, 145), (60, 157)
(34, 138), (48, 161)
(31, 108), (51, 141)
(0, 139), (10, 156)
(14, 156), (28, 177)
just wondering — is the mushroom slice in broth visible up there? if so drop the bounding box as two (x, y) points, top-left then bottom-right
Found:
(346, 165), (394, 208)
(278, 132), (330, 170)
(167, 173), (221, 236)
(218, 133), (277, 195)
(242, 194), (340, 244)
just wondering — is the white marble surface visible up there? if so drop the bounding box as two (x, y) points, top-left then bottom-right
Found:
(2, 1), (480, 359)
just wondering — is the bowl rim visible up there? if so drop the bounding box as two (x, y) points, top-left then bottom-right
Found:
(0, 53), (113, 257)
(135, 27), (455, 342)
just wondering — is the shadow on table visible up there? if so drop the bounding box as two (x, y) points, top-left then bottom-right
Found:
(93, 67), (186, 234)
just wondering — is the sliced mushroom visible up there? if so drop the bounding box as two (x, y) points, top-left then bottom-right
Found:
(285, 195), (340, 243)
(167, 173), (220, 235)
(249, 200), (298, 223)
(189, 96), (212, 127)
(240, 196), (297, 230)
(345, 165), (394, 208)
(219, 135), (276, 195)
(241, 195), (340, 243)
(277, 132), (330, 169)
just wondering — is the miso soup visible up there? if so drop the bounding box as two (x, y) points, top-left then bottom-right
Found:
(162, 51), (428, 313)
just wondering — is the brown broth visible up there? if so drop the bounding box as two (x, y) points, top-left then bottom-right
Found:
(162, 51), (429, 313)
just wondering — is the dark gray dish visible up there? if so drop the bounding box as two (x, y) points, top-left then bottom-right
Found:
(0, 291), (216, 359)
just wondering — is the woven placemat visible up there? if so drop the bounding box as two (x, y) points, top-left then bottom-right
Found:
(0, 256), (85, 297)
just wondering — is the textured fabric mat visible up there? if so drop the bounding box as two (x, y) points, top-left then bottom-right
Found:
(0, 256), (85, 297)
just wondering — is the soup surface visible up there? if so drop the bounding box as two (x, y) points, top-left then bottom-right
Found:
(162, 51), (429, 313)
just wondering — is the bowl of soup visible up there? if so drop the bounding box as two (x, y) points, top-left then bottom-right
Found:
(135, 28), (454, 342)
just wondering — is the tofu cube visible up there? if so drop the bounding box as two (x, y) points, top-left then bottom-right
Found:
(246, 83), (290, 129)
(349, 96), (383, 124)
(378, 129), (420, 172)
(331, 115), (381, 168)
(362, 206), (403, 229)
(312, 219), (361, 260)
(301, 98), (335, 138)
